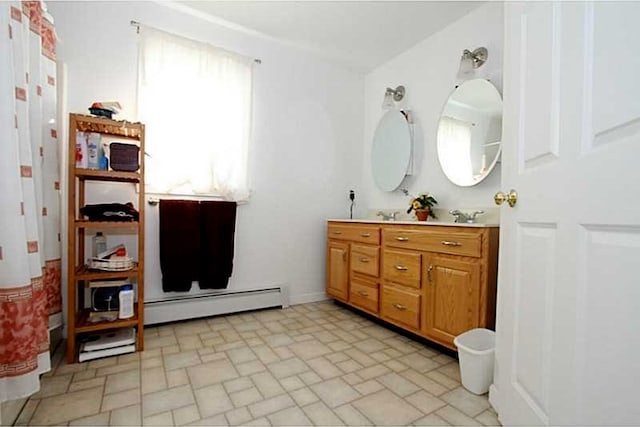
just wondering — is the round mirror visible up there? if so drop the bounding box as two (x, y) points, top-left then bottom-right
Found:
(437, 79), (502, 187)
(371, 110), (412, 191)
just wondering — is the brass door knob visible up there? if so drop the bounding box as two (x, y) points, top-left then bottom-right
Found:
(494, 189), (518, 207)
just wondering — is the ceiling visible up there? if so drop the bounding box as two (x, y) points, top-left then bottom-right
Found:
(178, 1), (483, 72)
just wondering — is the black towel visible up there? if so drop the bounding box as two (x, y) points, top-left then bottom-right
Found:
(199, 201), (237, 289)
(159, 200), (200, 292)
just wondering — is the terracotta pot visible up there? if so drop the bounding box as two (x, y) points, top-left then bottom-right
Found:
(415, 209), (429, 221)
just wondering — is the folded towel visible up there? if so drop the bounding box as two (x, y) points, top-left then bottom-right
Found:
(159, 200), (200, 292)
(199, 201), (237, 289)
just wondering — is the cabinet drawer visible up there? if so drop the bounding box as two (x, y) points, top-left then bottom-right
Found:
(383, 249), (421, 288)
(351, 244), (379, 277)
(328, 223), (380, 245)
(349, 279), (379, 314)
(381, 285), (420, 330)
(383, 228), (481, 258)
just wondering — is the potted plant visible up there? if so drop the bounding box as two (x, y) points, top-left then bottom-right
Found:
(407, 193), (438, 221)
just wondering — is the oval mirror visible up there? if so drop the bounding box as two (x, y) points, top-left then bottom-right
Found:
(437, 79), (502, 187)
(371, 110), (412, 192)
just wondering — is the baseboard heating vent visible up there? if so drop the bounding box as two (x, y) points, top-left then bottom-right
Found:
(144, 286), (288, 325)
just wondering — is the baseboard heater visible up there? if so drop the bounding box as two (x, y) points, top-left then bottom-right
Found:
(144, 286), (289, 325)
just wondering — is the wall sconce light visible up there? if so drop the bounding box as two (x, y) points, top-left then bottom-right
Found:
(458, 47), (488, 77)
(382, 85), (405, 109)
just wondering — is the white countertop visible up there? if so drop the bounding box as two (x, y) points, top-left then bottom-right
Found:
(327, 218), (500, 228)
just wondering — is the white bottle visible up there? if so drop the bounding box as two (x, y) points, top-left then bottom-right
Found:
(75, 131), (88, 168)
(118, 284), (134, 319)
(92, 232), (107, 258)
(87, 132), (102, 169)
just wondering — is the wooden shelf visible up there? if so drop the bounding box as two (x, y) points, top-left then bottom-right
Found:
(75, 304), (140, 333)
(75, 264), (139, 281)
(75, 169), (140, 183)
(75, 220), (138, 229)
(72, 114), (143, 140)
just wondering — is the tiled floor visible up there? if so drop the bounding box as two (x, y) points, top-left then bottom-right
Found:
(18, 301), (500, 426)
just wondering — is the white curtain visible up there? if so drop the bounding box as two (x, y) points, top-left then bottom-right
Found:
(138, 27), (253, 200)
(0, 1), (62, 402)
(437, 116), (473, 184)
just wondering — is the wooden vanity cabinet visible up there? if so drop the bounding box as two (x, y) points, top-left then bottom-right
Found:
(327, 220), (498, 350)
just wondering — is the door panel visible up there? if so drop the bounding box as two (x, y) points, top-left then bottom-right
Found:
(327, 241), (348, 301)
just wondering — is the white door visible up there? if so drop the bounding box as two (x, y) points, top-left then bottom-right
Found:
(492, 2), (640, 425)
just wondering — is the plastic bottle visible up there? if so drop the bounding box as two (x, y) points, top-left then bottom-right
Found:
(87, 132), (102, 169)
(118, 284), (134, 319)
(75, 131), (88, 168)
(92, 232), (107, 258)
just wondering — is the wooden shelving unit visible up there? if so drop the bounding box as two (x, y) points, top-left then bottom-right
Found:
(66, 113), (146, 363)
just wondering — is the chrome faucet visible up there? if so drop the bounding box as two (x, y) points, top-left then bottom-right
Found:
(377, 211), (400, 221)
(449, 210), (484, 224)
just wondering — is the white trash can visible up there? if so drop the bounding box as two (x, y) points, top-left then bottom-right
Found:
(453, 328), (495, 395)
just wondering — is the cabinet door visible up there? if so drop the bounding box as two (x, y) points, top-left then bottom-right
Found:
(423, 255), (480, 346)
(326, 240), (349, 301)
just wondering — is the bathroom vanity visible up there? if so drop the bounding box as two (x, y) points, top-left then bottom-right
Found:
(326, 219), (499, 350)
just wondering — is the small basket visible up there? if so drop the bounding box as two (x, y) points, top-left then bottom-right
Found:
(88, 256), (134, 271)
(110, 143), (140, 172)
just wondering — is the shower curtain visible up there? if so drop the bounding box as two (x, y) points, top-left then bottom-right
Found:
(0, 1), (62, 402)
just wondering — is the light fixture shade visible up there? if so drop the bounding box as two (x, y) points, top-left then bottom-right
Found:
(382, 90), (395, 109)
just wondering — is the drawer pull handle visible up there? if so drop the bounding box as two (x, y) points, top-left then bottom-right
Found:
(441, 240), (462, 246)
(359, 257), (370, 263)
(396, 236), (409, 241)
(360, 232), (371, 237)
(427, 264), (434, 284)
(392, 303), (407, 311)
(333, 231), (343, 235)
(358, 290), (369, 297)
(395, 265), (408, 271)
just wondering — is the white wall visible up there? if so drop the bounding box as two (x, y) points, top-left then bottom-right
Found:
(362, 2), (504, 219)
(49, 1), (364, 309)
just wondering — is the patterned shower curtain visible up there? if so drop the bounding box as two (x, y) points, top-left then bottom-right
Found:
(0, 1), (62, 402)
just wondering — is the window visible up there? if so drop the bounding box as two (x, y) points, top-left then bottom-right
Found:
(437, 116), (473, 184)
(138, 27), (253, 200)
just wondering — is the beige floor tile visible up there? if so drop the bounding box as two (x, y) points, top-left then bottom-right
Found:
(251, 345), (280, 365)
(342, 372), (364, 386)
(437, 363), (462, 382)
(406, 390), (447, 415)
(166, 368), (190, 388)
(378, 372), (421, 397)
(251, 371), (286, 398)
(141, 357), (163, 370)
(87, 357), (118, 370)
(140, 348), (162, 360)
(268, 406), (313, 426)
(327, 340), (352, 352)
(357, 364), (390, 380)
(143, 384), (195, 417)
(31, 374), (72, 398)
(475, 408), (501, 426)
(383, 337), (416, 354)
(225, 407), (252, 426)
(290, 387), (319, 407)
(236, 359), (266, 376)
(426, 370), (460, 390)
(288, 341), (332, 360)
(162, 345), (181, 356)
(102, 387), (141, 412)
(344, 349), (377, 367)
(164, 350), (201, 371)
(188, 414), (227, 426)
(306, 356), (343, 380)
(370, 351), (392, 363)
(279, 375), (305, 392)
(229, 386), (263, 407)
(384, 359), (409, 372)
(68, 376), (106, 393)
(224, 376), (254, 394)
(302, 401), (345, 426)
(194, 384), (233, 418)
(118, 352), (142, 364)
(144, 335), (178, 350)
(72, 369), (97, 382)
(243, 417), (271, 426)
(267, 357), (308, 379)
(110, 404), (142, 426)
(248, 394), (295, 418)
(353, 338), (388, 353)
(143, 411), (174, 426)
(105, 369), (141, 394)
(14, 398), (38, 426)
(178, 335), (204, 351)
(413, 413), (452, 426)
(30, 386), (103, 426)
(187, 358), (239, 389)
(298, 371), (323, 386)
(337, 359), (364, 374)
(436, 405), (482, 426)
(354, 379), (385, 396)
(401, 369), (449, 396)
(272, 346), (295, 360)
(311, 377), (361, 409)
(142, 367), (167, 395)
(334, 403), (373, 426)
(173, 404), (200, 426)
(227, 346), (257, 364)
(441, 387), (490, 418)
(174, 320), (211, 337)
(352, 389), (422, 426)
(399, 353), (440, 374)
(68, 411), (111, 426)
(96, 361), (140, 377)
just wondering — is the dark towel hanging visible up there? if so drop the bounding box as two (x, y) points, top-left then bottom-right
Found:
(159, 200), (201, 292)
(199, 201), (237, 289)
